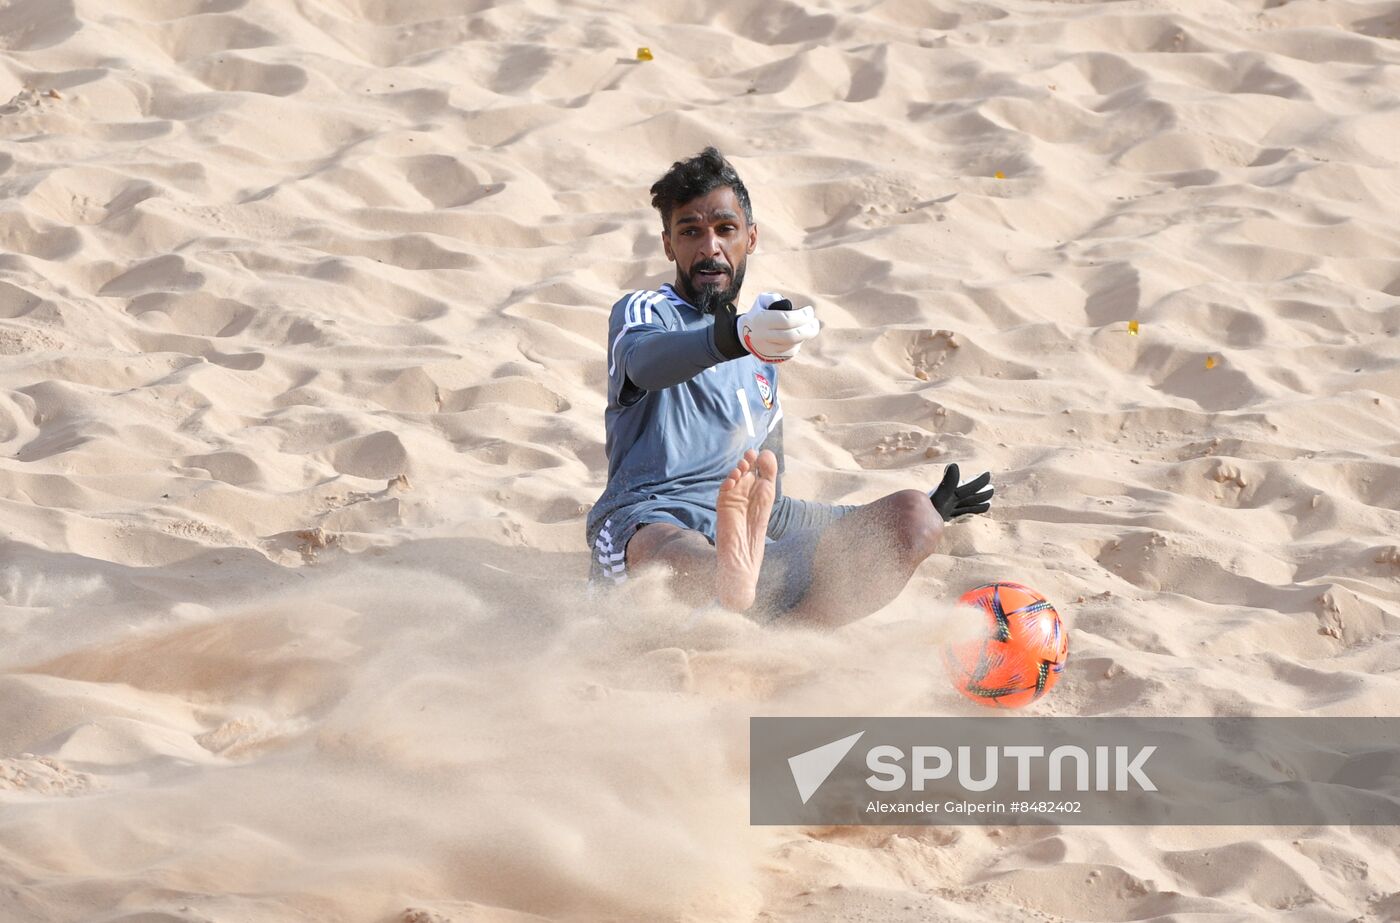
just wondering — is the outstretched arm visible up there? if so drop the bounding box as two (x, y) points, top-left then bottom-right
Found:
(767, 464), (994, 541)
(767, 494), (859, 540)
(611, 293), (819, 402)
(619, 303), (743, 393)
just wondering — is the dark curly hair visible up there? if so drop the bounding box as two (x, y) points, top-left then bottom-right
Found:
(649, 147), (754, 231)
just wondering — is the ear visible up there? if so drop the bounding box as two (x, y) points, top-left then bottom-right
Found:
(746, 222), (758, 255)
(662, 230), (675, 263)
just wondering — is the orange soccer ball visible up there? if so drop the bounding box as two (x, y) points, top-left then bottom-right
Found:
(942, 582), (1069, 709)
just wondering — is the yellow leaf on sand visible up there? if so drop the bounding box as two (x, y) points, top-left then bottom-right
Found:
(994, 170), (1005, 179)
(1205, 356), (1217, 369)
(1127, 320), (1139, 335)
(636, 47), (653, 61)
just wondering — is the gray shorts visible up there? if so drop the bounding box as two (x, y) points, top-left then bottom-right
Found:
(588, 504), (822, 618)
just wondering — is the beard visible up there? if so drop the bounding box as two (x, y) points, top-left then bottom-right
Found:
(677, 258), (746, 315)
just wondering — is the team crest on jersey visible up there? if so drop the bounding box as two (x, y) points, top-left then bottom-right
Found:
(754, 372), (773, 409)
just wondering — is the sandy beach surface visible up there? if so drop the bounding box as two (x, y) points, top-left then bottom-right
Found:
(3, 0), (1399, 920)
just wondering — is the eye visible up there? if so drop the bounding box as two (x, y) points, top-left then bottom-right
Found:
(681, 228), (698, 236)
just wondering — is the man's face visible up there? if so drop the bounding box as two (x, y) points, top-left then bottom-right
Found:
(663, 186), (758, 314)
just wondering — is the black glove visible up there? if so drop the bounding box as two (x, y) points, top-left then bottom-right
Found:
(929, 464), (993, 521)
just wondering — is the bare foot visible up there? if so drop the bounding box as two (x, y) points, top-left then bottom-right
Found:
(715, 448), (778, 612)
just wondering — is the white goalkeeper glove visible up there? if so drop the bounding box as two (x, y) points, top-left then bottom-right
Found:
(736, 292), (820, 363)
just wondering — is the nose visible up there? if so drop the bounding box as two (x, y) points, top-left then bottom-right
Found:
(698, 230), (724, 258)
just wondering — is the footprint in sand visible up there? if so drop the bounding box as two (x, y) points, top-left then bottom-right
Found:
(0, 755), (94, 798)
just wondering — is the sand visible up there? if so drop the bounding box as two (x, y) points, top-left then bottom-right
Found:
(2, 0), (1399, 920)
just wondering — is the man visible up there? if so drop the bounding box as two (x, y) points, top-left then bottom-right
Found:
(586, 147), (993, 626)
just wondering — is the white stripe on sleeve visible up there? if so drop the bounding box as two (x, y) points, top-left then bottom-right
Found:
(609, 292), (666, 377)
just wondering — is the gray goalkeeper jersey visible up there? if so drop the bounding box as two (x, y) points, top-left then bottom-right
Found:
(585, 283), (784, 552)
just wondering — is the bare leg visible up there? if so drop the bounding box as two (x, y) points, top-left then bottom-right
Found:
(783, 489), (944, 628)
(626, 458), (944, 626)
(625, 449), (777, 612)
(624, 523), (717, 604)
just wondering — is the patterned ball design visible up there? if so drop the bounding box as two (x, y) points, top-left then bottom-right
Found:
(943, 582), (1068, 708)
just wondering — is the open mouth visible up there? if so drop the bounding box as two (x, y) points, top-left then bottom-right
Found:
(693, 267), (729, 285)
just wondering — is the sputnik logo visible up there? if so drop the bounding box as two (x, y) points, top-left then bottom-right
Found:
(788, 732), (864, 804)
